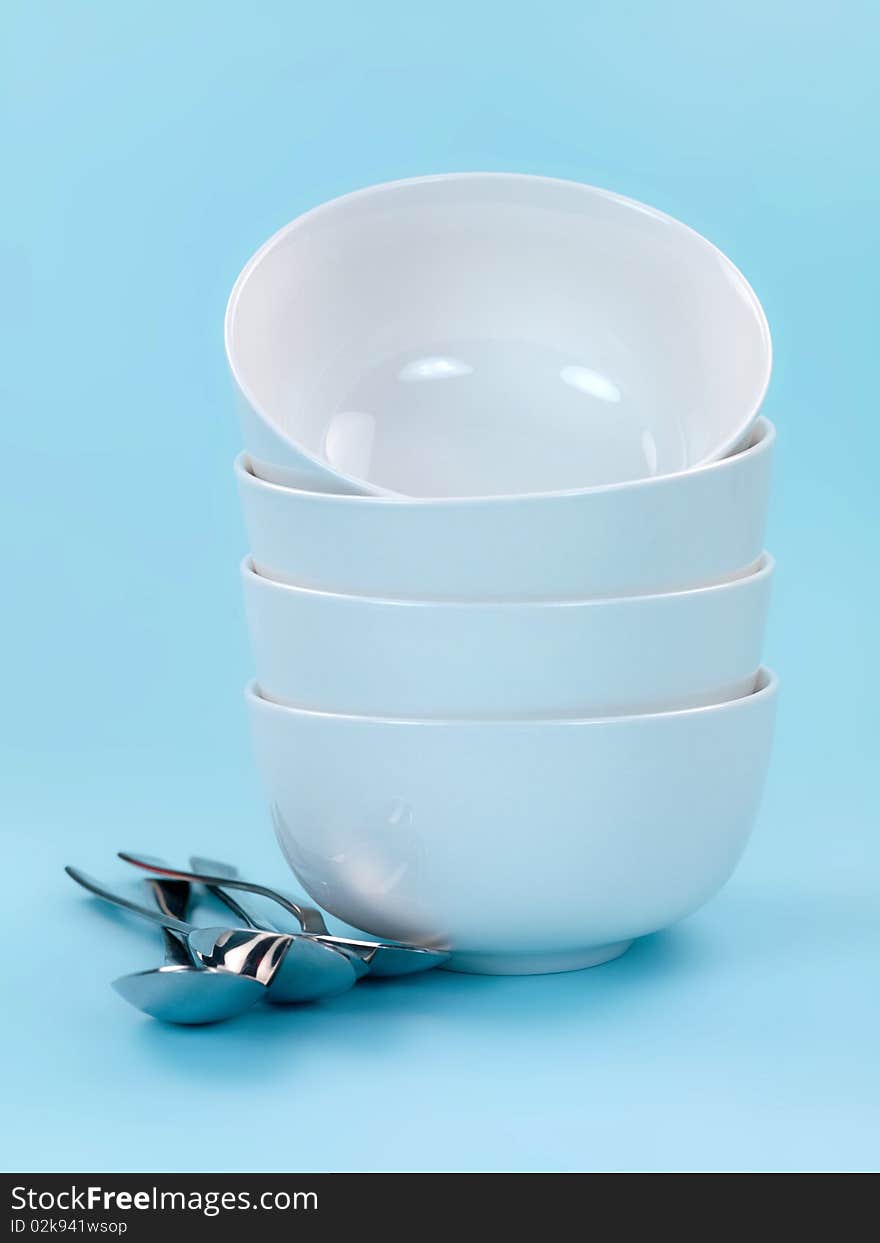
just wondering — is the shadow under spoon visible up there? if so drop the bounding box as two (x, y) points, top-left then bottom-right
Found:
(67, 867), (357, 1005)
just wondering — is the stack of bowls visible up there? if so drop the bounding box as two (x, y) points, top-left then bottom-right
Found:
(225, 174), (777, 975)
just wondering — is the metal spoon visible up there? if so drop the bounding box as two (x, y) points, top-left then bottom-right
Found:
(118, 851), (328, 933)
(111, 877), (266, 1025)
(190, 854), (451, 977)
(120, 850), (452, 976)
(190, 854), (329, 935)
(190, 867), (372, 980)
(183, 853), (453, 977)
(189, 856), (450, 977)
(115, 852), (371, 979)
(147, 877), (195, 965)
(67, 867), (357, 1004)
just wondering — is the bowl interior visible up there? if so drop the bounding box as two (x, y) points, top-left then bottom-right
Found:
(227, 175), (771, 498)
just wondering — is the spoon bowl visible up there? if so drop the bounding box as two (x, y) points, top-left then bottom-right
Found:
(112, 966), (265, 1025)
(187, 924), (358, 1002)
(110, 876), (266, 1025)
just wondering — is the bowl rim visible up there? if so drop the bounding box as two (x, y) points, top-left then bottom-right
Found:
(241, 550), (774, 609)
(246, 667), (778, 727)
(235, 415), (775, 509)
(224, 172), (773, 502)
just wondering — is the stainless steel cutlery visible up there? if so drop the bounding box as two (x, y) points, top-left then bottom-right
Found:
(67, 851), (449, 1024)
(110, 876), (268, 1025)
(120, 850), (451, 977)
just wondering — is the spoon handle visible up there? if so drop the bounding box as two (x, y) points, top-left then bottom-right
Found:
(146, 877), (190, 922)
(65, 866), (193, 934)
(144, 878), (192, 966)
(118, 851), (328, 934)
(200, 882), (262, 930)
(189, 855), (328, 935)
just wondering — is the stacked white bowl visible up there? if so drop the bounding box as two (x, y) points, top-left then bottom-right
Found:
(225, 174), (777, 975)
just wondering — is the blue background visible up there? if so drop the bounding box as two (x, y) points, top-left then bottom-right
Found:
(3, 0), (878, 1173)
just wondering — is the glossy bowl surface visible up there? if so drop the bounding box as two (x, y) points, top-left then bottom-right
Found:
(237, 417), (774, 601)
(248, 670), (779, 974)
(242, 554), (773, 719)
(226, 174), (771, 498)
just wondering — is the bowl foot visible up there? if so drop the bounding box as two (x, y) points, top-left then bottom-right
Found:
(443, 940), (634, 976)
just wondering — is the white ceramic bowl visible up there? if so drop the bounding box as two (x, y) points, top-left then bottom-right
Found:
(247, 669), (779, 974)
(237, 417), (774, 602)
(242, 554), (772, 719)
(225, 174), (771, 498)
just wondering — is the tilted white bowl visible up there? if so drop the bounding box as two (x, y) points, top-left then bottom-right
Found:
(242, 554), (772, 719)
(236, 417), (774, 601)
(247, 670), (779, 975)
(225, 174), (771, 499)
